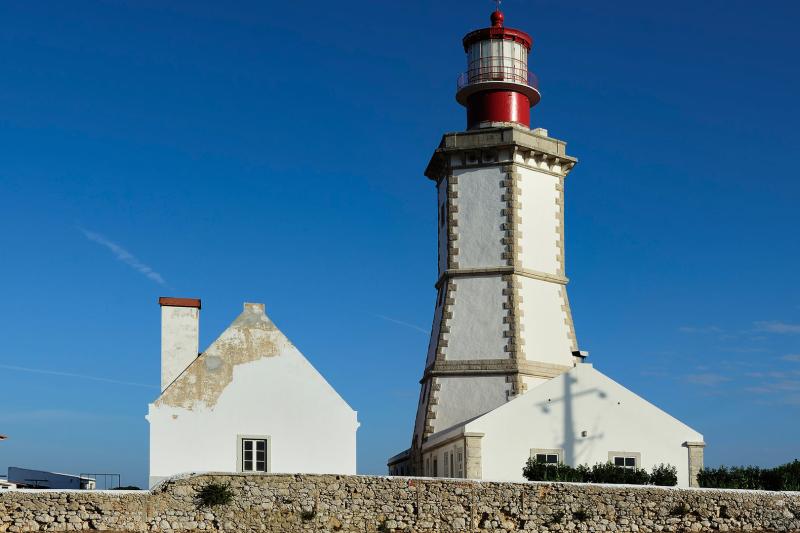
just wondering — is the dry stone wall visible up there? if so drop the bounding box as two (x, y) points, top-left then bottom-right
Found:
(1, 473), (799, 532)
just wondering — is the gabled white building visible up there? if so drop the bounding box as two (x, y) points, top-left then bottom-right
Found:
(147, 298), (358, 488)
(388, 9), (705, 487)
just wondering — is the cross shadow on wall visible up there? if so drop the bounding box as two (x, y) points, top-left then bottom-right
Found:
(535, 373), (607, 466)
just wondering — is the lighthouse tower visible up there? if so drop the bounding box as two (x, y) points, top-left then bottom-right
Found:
(400, 8), (584, 475)
(388, 7), (705, 485)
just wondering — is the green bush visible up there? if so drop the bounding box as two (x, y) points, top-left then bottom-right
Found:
(197, 482), (234, 507)
(522, 460), (586, 482)
(650, 464), (678, 486)
(589, 462), (650, 484)
(698, 460), (800, 491)
(522, 458), (676, 486)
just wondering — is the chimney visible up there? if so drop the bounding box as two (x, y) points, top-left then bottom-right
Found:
(158, 297), (201, 391)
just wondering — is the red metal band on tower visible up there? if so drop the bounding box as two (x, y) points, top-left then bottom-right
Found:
(456, 9), (540, 130)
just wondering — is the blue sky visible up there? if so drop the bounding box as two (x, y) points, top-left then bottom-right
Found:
(1, 0), (798, 489)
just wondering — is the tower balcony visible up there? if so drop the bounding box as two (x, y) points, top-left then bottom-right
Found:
(456, 58), (541, 107)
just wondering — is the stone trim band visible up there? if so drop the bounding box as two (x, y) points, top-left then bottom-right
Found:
(435, 267), (568, 289)
(421, 359), (573, 382)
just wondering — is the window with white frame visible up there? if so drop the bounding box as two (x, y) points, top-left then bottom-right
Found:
(238, 436), (269, 473)
(443, 451), (450, 477)
(531, 448), (563, 465)
(432, 456), (438, 478)
(609, 452), (640, 469)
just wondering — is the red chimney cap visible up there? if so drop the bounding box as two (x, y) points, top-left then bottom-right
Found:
(158, 297), (201, 309)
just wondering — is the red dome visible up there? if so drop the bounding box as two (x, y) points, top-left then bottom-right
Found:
(490, 10), (504, 27)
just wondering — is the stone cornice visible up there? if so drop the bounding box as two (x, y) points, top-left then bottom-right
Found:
(426, 124), (577, 181)
(421, 359), (573, 383)
(435, 267), (569, 289)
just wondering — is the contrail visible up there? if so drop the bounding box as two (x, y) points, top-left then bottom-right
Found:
(80, 228), (168, 286)
(374, 314), (428, 335)
(0, 364), (158, 389)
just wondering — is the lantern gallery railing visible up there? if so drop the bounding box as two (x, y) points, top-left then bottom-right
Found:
(457, 58), (538, 90)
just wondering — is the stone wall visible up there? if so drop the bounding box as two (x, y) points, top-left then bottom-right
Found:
(1, 473), (799, 532)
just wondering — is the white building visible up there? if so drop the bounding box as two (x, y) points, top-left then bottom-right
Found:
(147, 298), (359, 488)
(388, 9), (705, 487)
(7, 467), (95, 490)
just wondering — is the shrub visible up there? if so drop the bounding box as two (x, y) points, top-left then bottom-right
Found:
(774, 460), (800, 492)
(650, 464), (678, 486)
(197, 482), (233, 507)
(589, 462), (650, 485)
(697, 460), (800, 491)
(522, 459), (662, 486)
(522, 459), (586, 482)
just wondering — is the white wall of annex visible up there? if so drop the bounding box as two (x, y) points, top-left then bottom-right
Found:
(519, 277), (574, 366)
(452, 167), (506, 269)
(468, 365), (703, 487)
(148, 350), (358, 488)
(518, 167), (560, 275)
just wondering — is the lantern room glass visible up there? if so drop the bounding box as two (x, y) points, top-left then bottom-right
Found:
(466, 39), (528, 85)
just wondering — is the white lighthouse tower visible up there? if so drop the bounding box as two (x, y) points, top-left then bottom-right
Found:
(405, 6), (583, 474)
(388, 7), (705, 486)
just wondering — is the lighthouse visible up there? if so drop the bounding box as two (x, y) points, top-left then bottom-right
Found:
(388, 7), (705, 486)
(407, 6), (582, 475)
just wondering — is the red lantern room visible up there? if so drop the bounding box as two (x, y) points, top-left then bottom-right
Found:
(456, 8), (541, 130)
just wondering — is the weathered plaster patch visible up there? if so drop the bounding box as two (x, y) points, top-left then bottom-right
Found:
(155, 303), (282, 410)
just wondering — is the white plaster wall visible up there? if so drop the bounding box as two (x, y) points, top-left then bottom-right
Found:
(518, 167), (561, 275)
(446, 277), (507, 361)
(519, 277), (575, 367)
(467, 365), (703, 487)
(432, 376), (509, 434)
(452, 167), (506, 269)
(161, 306), (199, 391)
(149, 312), (358, 488)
